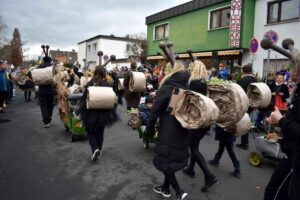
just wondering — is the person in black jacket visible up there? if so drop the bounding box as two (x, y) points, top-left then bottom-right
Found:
(182, 61), (217, 192)
(38, 53), (56, 128)
(236, 63), (256, 150)
(77, 66), (118, 161)
(146, 62), (190, 200)
(264, 78), (300, 200)
(123, 62), (141, 110)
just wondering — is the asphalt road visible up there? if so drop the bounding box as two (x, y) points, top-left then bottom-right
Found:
(0, 90), (276, 200)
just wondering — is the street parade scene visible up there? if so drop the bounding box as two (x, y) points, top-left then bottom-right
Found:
(1, 0), (300, 200)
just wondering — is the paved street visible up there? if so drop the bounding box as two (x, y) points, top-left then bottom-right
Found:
(0, 90), (276, 200)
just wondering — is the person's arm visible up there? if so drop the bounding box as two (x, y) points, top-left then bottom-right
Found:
(146, 86), (171, 136)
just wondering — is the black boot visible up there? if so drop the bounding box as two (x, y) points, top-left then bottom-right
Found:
(208, 154), (221, 167)
(231, 160), (241, 177)
(182, 166), (195, 178)
(202, 175), (218, 192)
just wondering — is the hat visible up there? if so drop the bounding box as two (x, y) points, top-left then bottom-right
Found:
(0, 60), (3, 65)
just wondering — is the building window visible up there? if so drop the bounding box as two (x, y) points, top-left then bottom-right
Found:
(87, 45), (91, 53)
(93, 43), (97, 52)
(267, 0), (300, 24)
(210, 7), (231, 30)
(154, 23), (169, 40)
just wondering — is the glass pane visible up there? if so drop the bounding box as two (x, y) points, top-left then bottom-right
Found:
(221, 8), (231, 27)
(155, 25), (164, 39)
(211, 11), (220, 29)
(268, 3), (279, 23)
(281, 0), (300, 21)
(164, 24), (169, 37)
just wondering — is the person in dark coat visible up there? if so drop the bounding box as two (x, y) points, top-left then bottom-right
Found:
(77, 66), (119, 161)
(146, 63), (190, 200)
(38, 53), (56, 128)
(123, 62), (141, 110)
(182, 61), (217, 192)
(265, 75), (300, 200)
(0, 60), (8, 113)
(236, 63), (256, 150)
(209, 125), (241, 177)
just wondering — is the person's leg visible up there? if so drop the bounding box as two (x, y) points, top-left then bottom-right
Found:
(39, 94), (51, 124)
(47, 95), (55, 123)
(95, 125), (105, 151)
(86, 127), (99, 153)
(0, 91), (5, 111)
(24, 91), (28, 102)
(209, 140), (225, 166)
(28, 91), (31, 101)
(264, 158), (291, 200)
(154, 172), (171, 197)
(225, 141), (240, 176)
(165, 173), (187, 199)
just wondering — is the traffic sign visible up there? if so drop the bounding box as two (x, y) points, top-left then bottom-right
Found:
(263, 30), (279, 44)
(249, 37), (259, 54)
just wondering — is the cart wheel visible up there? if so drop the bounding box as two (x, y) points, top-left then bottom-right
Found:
(249, 151), (264, 167)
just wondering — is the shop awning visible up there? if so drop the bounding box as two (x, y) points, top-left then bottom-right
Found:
(147, 50), (242, 60)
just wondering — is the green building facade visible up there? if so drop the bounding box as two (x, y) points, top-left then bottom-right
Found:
(146, 0), (256, 71)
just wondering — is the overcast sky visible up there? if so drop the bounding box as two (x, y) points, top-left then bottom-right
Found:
(1, 0), (191, 59)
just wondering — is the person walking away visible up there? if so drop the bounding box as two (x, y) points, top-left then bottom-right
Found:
(123, 62), (141, 110)
(236, 63), (256, 150)
(77, 66), (118, 161)
(146, 62), (190, 200)
(38, 55), (56, 128)
(209, 125), (241, 177)
(182, 60), (218, 192)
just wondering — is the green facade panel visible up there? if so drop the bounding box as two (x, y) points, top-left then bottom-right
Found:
(147, 0), (255, 56)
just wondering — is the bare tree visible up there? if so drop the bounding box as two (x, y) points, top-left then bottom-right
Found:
(10, 28), (23, 66)
(0, 16), (8, 47)
(124, 32), (147, 63)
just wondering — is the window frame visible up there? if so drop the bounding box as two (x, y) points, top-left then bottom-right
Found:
(92, 43), (97, 53)
(267, 0), (300, 24)
(153, 22), (169, 41)
(87, 45), (91, 53)
(209, 6), (231, 30)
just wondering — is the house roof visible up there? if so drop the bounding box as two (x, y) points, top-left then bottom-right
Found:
(78, 35), (140, 45)
(146, 0), (226, 25)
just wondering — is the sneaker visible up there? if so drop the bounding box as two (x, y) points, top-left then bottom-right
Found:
(43, 123), (51, 128)
(202, 175), (218, 192)
(91, 149), (100, 161)
(176, 192), (188, 200)
(154, 185), (171, 198)
(236, 144), (249, 150)
(143, 140), (149, 149)
(208, 159), (219, 167)
(182, 167), (195, 178)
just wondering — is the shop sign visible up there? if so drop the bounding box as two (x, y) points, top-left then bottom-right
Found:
(229, 0), (242, 47)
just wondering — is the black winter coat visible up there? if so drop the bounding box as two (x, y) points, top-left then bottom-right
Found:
(278, 83), (300, 199)
(123, 70), (141, 108)
(146, 71), (190, 173)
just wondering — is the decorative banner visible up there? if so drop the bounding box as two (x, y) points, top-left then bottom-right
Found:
(229, 0), (242, 48)
(263, 30), (279, 44)
(249, 37), (259, 54)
